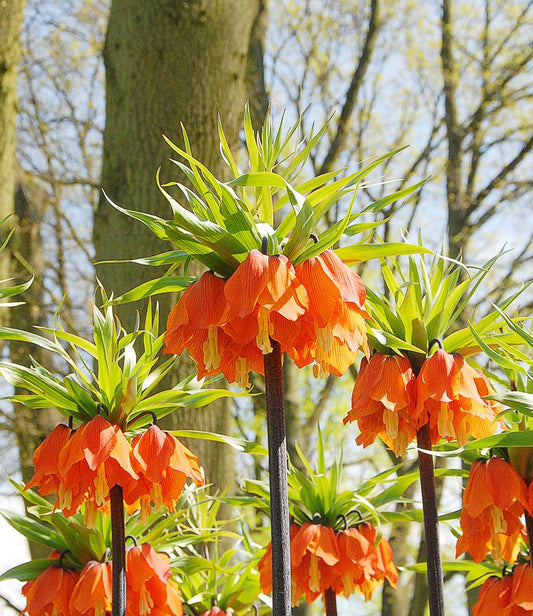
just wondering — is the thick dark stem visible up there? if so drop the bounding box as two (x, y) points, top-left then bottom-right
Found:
(324, 588), (338, 616)
(525, 510), (533, 567)
(264, 340), (291, 616)
(416, 423), (445, 616)
(110, 485), (126, 616)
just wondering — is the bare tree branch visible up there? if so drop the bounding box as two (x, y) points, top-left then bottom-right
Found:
(319, 0), (380, 175)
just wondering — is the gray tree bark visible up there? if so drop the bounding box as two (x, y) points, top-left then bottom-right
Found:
(94, 0), (261, 493)
(0, 0), (26, 268)
(1, 0), (55, 559)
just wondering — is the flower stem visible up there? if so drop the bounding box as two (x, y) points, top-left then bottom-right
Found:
(263, 340), (291, 616)
(324, 588), (338, 616)
(525, 509), (533, 562)
(416, 423), (445, 616)
(110, 485), (126, 616)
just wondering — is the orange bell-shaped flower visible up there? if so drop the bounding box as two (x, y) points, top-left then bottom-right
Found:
(290, 523), (340, 602)
(26, 423), (72, 497)
(473, 574), (512, 616)
(473, 564), (533, 616)
(259, 523), (339, 604)
(125, 424), (204, 520)
(345, 353), (417, 456)
(57, 415), (138, 525)
(511, 563), (533, 612)
(22, 564), (79, 616)
(333, 523), (398, 601)
(69, 560), (113, 616)
(126, 543), (183, 616)
(294, 250), (369, 377)
(415, 349), (499, 445)
(456, 457), (528, 564)
(163, 272), (234, 380)
(223, 249), (308, 367)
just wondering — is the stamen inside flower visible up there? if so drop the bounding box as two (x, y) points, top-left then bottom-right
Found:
(437, 406), (455, 439)
(383, 409), (399, 439)
(94, 464), (108, 506)
(84, 500), (98, 528)
(139, 587), (155, 616)
(150, 484), (164, 510)
(256, 307), (274, 354)
(140, 495), (151, 522)
(308, 554), (321, 592)
(316, 323), (333, 354)
(58, 484), (72, 509)
(203, 326), (221, 370)
(235, 357), (251, 389)
(95, 601), (106, 616)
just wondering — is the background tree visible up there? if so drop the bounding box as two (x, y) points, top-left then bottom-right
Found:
(0, 0), (53, 563)
(1, 0), (532, 613)
(93, 0), (263, 493)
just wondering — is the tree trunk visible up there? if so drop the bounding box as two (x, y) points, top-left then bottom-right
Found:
(94, 0), (261, 492)
(0, 0), (26, 279)
(11, 181), (56, 562)
(1, 0), (56, 559)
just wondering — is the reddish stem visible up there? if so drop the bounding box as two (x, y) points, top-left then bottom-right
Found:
(416, 423), (445, 616)
(110, 485), (126, 616)
(324, 588), (338, 616)
(525, 509), (533, 569)
(264, 340), (291, 616)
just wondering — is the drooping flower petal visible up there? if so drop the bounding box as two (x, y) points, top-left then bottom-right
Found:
(511, 563), (533, 611)
(126, 543), (183, 616)
(57, 415), (138, 523)
(293, 251), (369, 376)
(224, 250), (308, 355)
(457, 457), (527, 564)
(125, 425), (203, 519)
(345, 353), (417, 456)
(23, 565), (79, 616)
(26, 423), (72, 497)
(164, 272), (229, 375)
(473, 575), (512, 616)
(69, 560), (113, 616)
(416, 350), (499, 445)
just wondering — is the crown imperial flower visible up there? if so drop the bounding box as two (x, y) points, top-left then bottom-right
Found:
(473, 564), (533, 615)
(332, 523), (398, 600)
(293, 250), (369, 377)
(456, 457), (529, 564)
(125, 424), (204, 519)
(22, 563), (79, 616)
(126, 543), (183, 616)
(416, 349), (499, 445)
(345, 353), (417, 456)
(57, 415), (138, 525)
(259, 521), (398, 605)
(69, 560), (113, 616)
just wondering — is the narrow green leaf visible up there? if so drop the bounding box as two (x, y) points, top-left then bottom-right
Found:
(464, 430), (533, 451)
(106, 276), (195, 306)
(335, 243), (432, 264)
(489, 392), (533, 416)
(171, 430), (267, 455)
(1, 511), (65, 551)
(0, 559), (57, 582)
(361, 179), (427, 215)
(229, 171), (287, 189)
(243, 103), (260, 171)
